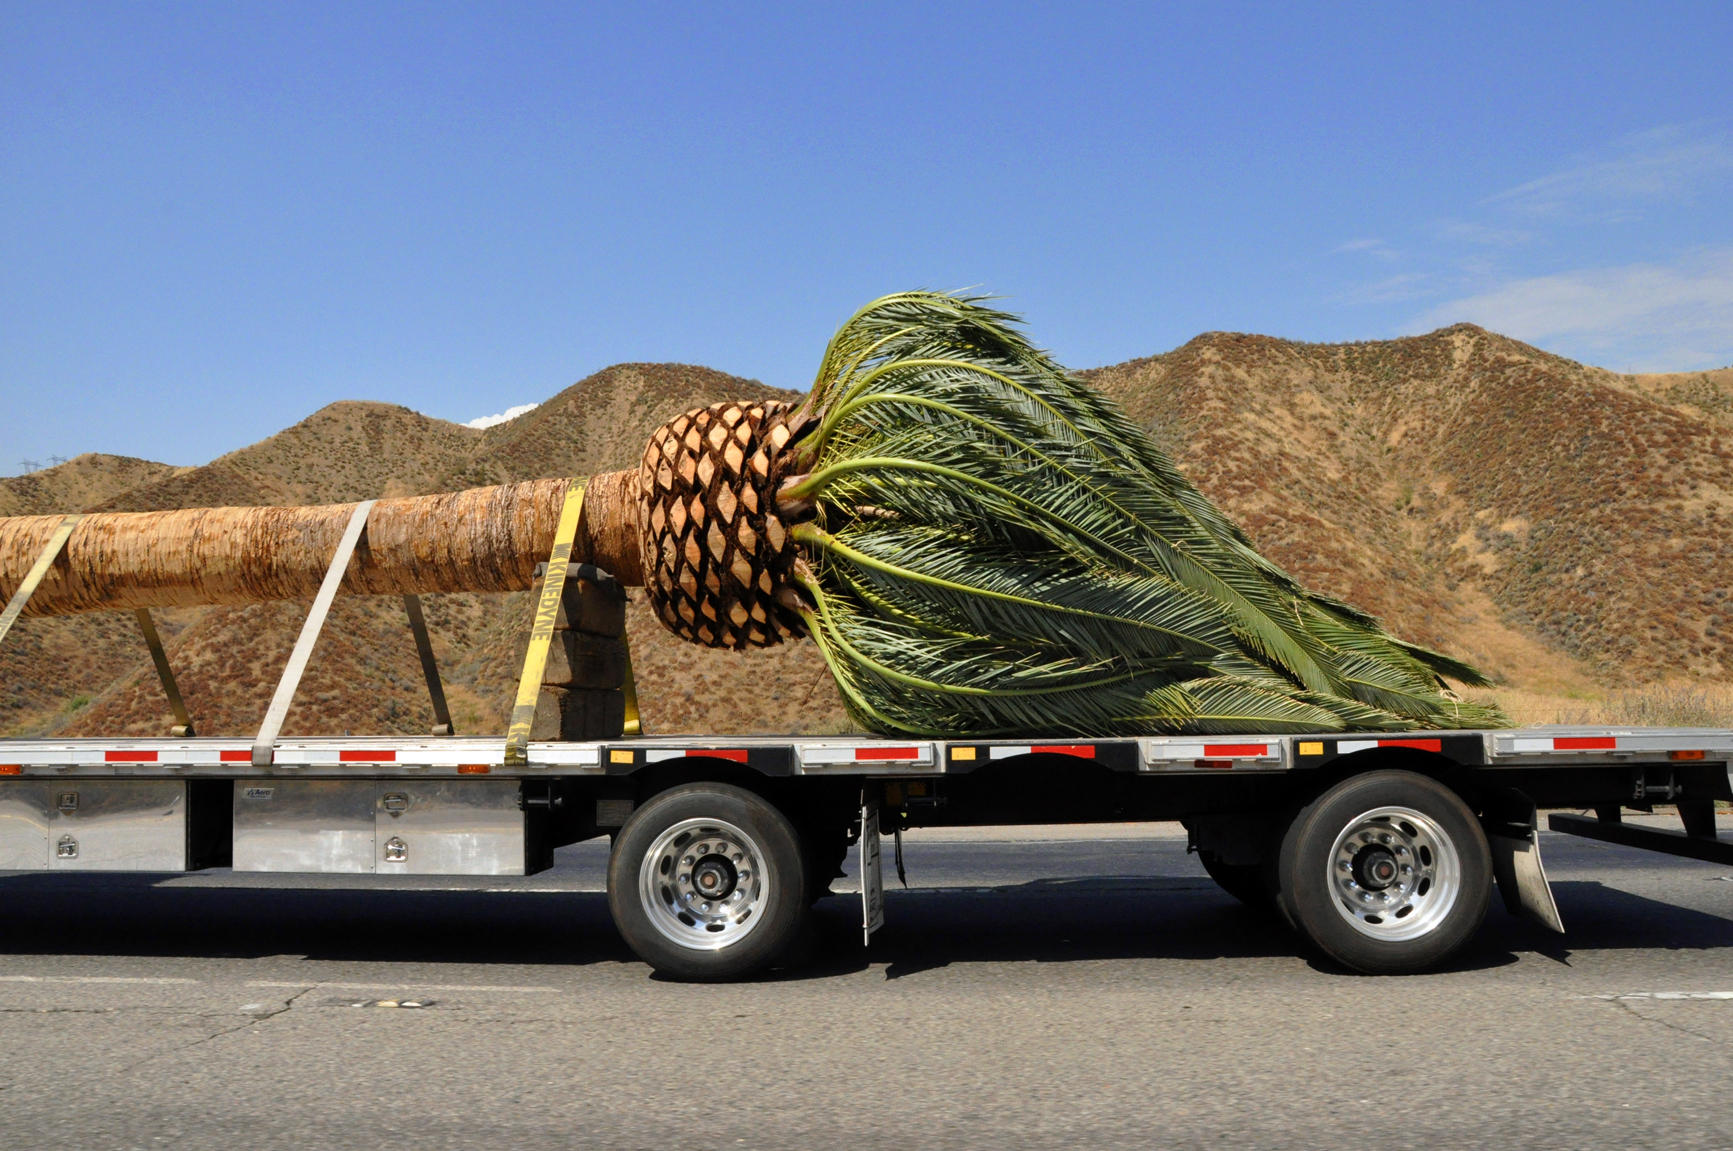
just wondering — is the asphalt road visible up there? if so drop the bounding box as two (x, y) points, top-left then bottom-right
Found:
(2, 819), (1732, 1150)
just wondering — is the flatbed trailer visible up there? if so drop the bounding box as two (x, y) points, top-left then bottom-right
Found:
(3, 725), (1730, 978)
(10, 464), (1728, 977)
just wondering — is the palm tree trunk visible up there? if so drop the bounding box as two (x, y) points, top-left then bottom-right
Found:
(0, 471), (643, 619)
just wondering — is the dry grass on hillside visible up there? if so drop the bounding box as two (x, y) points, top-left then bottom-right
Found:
(1086, 326), (1733, 688)
(1475, 682), (1733, 729)
(0, 454), (187, 517)
(95, 402), (482, 512)
(57, 594), (497, 738)
(0, 610), (192, 736)
(1615, 367), (1733, 429)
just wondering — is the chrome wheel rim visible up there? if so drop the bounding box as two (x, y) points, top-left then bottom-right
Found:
(1327, 805), (1459, 942)
(637, 817), (771, 952)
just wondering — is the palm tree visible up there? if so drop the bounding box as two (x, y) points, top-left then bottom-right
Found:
(0, 292), (1505, 736)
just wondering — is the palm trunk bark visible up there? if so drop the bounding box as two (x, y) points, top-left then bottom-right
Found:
(0, 471), (643, 619)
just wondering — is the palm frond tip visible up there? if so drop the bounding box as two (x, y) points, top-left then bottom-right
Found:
(782, 291), (1509, 737)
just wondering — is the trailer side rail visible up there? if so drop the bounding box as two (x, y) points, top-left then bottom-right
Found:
(3, 727), (1732, 779)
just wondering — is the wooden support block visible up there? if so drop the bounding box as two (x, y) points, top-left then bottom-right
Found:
(527, 687), (626, 741)
(527, 575), (627, 638)
(558, 577), (627, 638)
(541, 632), (627, 690)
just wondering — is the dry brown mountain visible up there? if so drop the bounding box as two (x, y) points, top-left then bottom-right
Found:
(7, 333), (1731, 740)
(454, 362), (788, 489)
(94, 400), (482, 512)
(0, 454), (187, 517)
(1620, 367), (1733, 427)
(1084, 325), (1733, 691)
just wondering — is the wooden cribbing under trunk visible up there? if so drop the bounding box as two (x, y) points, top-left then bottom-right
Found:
(525, 572), (631, 742)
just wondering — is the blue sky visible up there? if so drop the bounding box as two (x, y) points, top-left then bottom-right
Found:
(3, 3), (1730, 472)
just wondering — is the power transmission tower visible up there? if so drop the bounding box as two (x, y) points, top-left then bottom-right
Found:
(48, 455), (68, 466)
(19, 459), (41, 473)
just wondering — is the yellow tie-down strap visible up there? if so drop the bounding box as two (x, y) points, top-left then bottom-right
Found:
(505, 478), (587, 765)
(621, 632), (641, 738)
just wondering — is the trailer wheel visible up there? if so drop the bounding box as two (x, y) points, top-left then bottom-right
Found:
(607, 783), (808, 981)
(1277, 770), (1491, 974)
(1197, 849), (1270, 908)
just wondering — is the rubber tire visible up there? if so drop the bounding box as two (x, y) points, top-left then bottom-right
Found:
(607, 783), (809, 981)
(1198, 848), (1271, 908)
(1276, 770), (1492, 974)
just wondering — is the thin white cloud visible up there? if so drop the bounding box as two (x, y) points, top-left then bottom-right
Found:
(1335, 273), (1430, 305)
(1334, 237), (1400, 260)
(1407, 248), (1733, 372)
(464, 402), (539, 429)
(1484, 124), (1733, 219)
(1432, 219), (1534, 247)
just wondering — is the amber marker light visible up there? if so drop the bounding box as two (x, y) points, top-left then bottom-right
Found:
(1669, 750), (1706, 761)
(0, 765), (21, 775)
(457, 764), (491, 774)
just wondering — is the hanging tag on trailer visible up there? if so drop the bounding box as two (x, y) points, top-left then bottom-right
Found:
(859, 802), (885, 944)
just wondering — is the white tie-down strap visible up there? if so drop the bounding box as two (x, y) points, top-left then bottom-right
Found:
(252, 501), (377, 767)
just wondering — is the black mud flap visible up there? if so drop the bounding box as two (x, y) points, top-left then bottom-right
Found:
(1485, 792), (1565, 933)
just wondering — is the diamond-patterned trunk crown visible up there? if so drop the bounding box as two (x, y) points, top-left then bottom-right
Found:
(637, 400), (807, 648)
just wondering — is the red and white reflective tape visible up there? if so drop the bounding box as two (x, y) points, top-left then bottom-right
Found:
(1146, 742), (1274, 760)
(1337, 738), (1443, 754)
(69, 746), (253, 767)
(272, 747), (399, 766)
(988, 744), (1097, 759)
(800, 744), (933, 766)
(523, 744), (601, 768)
(1508, 736), (1617, 753)
(645, 748), (750, 763)
(271, 743), (512, 768)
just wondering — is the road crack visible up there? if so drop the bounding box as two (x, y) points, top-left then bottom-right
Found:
(1612, 998), (1730, 1049)
(113, 984), (320, 1074)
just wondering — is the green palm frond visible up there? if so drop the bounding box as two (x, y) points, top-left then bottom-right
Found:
(781, 291), (1509, 737)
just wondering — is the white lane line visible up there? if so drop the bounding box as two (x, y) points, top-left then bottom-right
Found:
(245, 980), (558, 993)
(1576, 992), (1733, 1000)
(0, 976), (200, 985)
